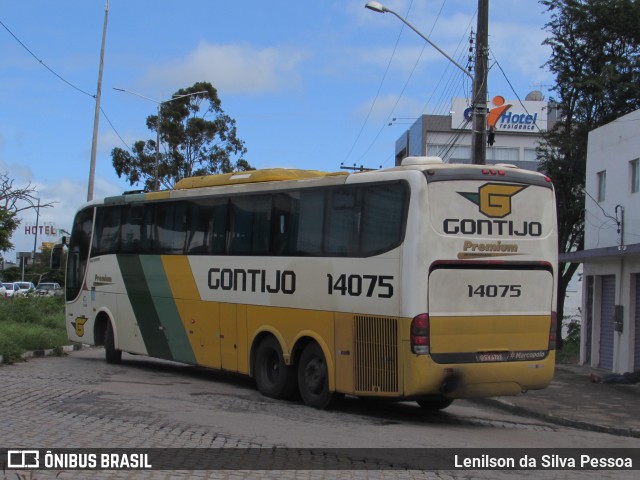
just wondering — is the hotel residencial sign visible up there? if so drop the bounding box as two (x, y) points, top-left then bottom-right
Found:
(451, 96), (548, 132)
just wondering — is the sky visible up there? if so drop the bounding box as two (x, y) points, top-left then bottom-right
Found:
(0, 0), (554, 262)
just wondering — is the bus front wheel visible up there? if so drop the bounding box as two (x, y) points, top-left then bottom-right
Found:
(254, 337), (297, 400)
(298, 342), (334, 409)
(104, 321), (122, 365)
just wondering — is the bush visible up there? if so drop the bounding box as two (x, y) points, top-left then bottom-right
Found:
(556, 314), (581, 364)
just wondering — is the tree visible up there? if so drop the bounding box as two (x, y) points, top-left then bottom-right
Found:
(538, 0), (640, 347)
(0, 173), (53, 255)
(112, 82), (253, 191)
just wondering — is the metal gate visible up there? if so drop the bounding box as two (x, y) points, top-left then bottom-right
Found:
(635, 274), (640, 371)
(599, 275), (615, 370)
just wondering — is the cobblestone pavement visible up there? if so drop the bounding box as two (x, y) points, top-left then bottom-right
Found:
(1, 349), (638, 480)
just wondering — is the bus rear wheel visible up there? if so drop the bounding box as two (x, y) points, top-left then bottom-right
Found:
(104, 321), (122, 365)
(297, 342), (334, 409)
(417, 396), (453, 411)
(255, 337), (297, 400)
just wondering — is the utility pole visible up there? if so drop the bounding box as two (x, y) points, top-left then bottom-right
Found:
(87, 0), (109, 201)
(471, 0), (489, 165)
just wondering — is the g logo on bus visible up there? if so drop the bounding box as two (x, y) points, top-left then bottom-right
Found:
(73, 316), (88, 337)
(458, 183), (527, 218)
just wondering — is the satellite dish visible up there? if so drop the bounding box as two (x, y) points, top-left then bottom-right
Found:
(525, 90), (544, 101)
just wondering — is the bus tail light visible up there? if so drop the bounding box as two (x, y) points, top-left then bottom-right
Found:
(411, 314), (430, 355)
(548, 311), (557, 350)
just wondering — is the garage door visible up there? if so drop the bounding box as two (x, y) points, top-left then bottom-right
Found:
(585, 276), (593, 364)
(599, 275), (615, 370)
(635, 274), (640, 371)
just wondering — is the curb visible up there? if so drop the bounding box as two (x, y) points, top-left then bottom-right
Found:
(1, 344), (85, 365)
(473, 397), (640, 439)
(20, 343), (84, 360)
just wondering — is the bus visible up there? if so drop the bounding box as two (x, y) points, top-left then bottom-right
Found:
(64, 156), (558, 410)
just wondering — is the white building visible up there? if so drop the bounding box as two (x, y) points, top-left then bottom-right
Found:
(394, 92), (557, 169)
(563, 109), (640, 373)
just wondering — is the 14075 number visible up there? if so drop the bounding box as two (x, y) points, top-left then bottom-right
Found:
(327, 274), (393, 298)
(467, 284), (522, 298)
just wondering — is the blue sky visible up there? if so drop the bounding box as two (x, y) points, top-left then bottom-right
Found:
(0, 0), (553, 261)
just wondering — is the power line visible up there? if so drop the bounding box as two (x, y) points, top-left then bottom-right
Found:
(1, 16), (131, 153)
(342, 0), (416, 166)
(355, 0), (450, 165)
(0, 18), (95, 98)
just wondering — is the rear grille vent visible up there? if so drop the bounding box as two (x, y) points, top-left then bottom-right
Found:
(354, 316), (399, 394)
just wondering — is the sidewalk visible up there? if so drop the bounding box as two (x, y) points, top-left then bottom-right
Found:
(477, 363), (640, 438)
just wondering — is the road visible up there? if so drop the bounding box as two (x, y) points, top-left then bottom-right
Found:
(1, 348), (638, 479)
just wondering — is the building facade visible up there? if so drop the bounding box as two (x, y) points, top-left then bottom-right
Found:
(563, 109), (640, 373)
(394, 92), (556, 170)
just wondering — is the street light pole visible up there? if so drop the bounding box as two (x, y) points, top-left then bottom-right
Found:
(365, 1), (488, 165)
(87, 0), (109, 201)
(113, 88), (207, 191)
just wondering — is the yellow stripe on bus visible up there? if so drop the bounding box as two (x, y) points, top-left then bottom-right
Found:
(161, 255), (221, 368)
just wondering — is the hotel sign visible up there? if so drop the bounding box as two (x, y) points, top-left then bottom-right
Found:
(451, 96), (548, 133)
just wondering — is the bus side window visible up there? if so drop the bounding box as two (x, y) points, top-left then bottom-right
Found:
(325, 188), (360, 256)
(153, 201), (187, 254)
(360, 183), (407, 255)
(92, 206), (122, 256)
(121, 204), (146, 254)
(186, 200), (213, 255)
(295, 190), (324, 255)
(272, 192), (300, 255)
(228, 195), (271, 255)
(185, 198), (228, 255)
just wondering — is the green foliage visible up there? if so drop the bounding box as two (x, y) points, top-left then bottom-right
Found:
(0, 296), (66, 363)
(538, 0), (640, 348)
(112, 81), (253, 191)
(0, 207), (19, 253)
(556, 314), (581, 364)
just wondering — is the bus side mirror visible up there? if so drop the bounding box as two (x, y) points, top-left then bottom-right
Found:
(51, 244), (64, 270)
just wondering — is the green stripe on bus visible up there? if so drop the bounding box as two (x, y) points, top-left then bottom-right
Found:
(139, 255), (197, 364)
(117, 254), (173, 360)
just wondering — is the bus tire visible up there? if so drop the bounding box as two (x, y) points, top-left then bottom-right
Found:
(417, 396), (453, 411)
(104, 321), (122, 365)
(254, 336), (297, 400)
(297, 342), (334, 409)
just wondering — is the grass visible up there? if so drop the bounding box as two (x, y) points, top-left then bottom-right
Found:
(0, 296), (67, 364)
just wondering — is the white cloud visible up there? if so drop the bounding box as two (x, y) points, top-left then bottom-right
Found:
(355, 93), (422, 123)
(142, 42), (308, 94)
(490, 22), (551, 82)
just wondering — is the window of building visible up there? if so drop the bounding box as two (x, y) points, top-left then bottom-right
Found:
(597, 171), (607, 202)
(487, 147), (519, 162)
(631, 159), (639, 194)
(524, 148), (538, 162)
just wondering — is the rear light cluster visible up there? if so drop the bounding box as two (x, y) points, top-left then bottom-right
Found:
(481, 168), (506, 176)
(548, 311), (557, 350)
(411, 313), (430, 355)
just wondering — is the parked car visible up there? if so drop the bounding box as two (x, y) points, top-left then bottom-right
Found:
(35, 282), (63, 297)
(13, 282), (36, 296)
(0, 283), (6, 298)
(2, 282), (18, 297)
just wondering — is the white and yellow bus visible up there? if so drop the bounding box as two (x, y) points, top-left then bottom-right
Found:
(64, 157), (558, 410)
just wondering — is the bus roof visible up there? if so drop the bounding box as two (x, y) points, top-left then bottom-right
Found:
(174, 168), (347, 190)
